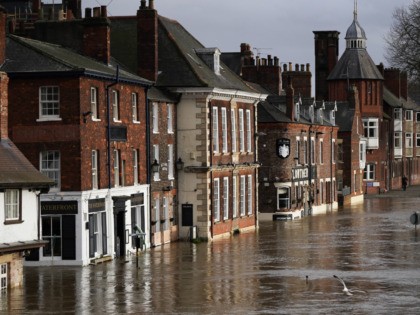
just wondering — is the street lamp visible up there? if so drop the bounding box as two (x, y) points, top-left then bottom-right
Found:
(151, 159), (160, 173)
(176, 157), (184, 170)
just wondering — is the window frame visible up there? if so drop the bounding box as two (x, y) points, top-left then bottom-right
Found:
(39, 86), (60, 120)
(113, 149), (120, 187)
(406, 132), (413, 148)
(111, 89), (120, 122)
(4, 189), (21, 223)
(247, 175), (252, 215)
(133, 149), (139, 185)
(40, 151), (60, 190)
(167, 103), (173, 134)
(232, 176), (237, 218)
(239, 109), (245, 153)
(212, 107), (219, 153)
(92, 150), (99, 190)
(363, 163), (375, 180)
(231, 109), (237, 153)
(240, 175), (246, 216)
(90, 87), (99, 120)
(213, 178), (220, 222)
(132, 92), (139, 123)
(246, 109), (252, 153)
(223, 177), (229, 220)
(221, 107), (228, 153)
(152, 102), (159, 133)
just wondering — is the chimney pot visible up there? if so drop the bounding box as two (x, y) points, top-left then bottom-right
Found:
(149, 0), (155, 9)
(85, 8), (92, 18)
(141, 0), (146, 9)
(300, 64), (304, 71)
(295, 63), (299, 71)
(274, 57), (279, 66)
(93, 7), (101, 17)
(289, 62), (292, 71)
(306, 63), (310, 72)
(101, 6), (107, 18)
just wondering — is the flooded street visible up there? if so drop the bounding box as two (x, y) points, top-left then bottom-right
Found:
(3, 196), (420, 314)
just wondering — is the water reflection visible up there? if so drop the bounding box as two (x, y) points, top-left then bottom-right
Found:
(2, 197), (420, 313)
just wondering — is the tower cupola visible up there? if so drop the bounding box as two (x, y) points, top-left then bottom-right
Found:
(345, 0), (367, 49)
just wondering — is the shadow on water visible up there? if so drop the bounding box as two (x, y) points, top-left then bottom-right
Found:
(2, 197), (420, 314)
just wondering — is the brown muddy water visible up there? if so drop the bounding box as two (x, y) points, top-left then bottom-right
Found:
(2, 196), (420, 314)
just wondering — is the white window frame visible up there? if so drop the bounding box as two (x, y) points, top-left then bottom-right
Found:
(394, 108), (402, 120)
(214, 178), (220, 222)
(332, 139), (335, 164)
(231, 109), (237, 153)
(246, 109), (252, 152)
(153, 144), (160, 181)
(240, 175), (246, 216)
(133, 149), (139, 185)
(406, 132), (413, 148)
(303, 138), (307, 165)
(152, 102), (159, 133)
(132, 92), (139, 123)
(113, 149), (120, 187)
(92, 150), (98, 189)
(364, 164), (375, 180)
(1, 263), (7, 291)
(310, 138), (315, 164)
(5, 189), (19, 221)
(91, 87), (99, 120)
(111, 89), (120, 122)
(319, 140), (324, 164)
(363, 118), (379, 148)
(221, 107), (228, 153)
(232, 176), (237, 218)
(212, 107), (219, 153)
(167, 104), (173, 134)
(40, 151), (60, 190)
(155, 198), (160, 232)
(163, 197), (169, 231)
(247, 175), (252, 215)
(223, 177), (229, 220)
(295, 137), (300, 162)
(168, 144), (174, 180)
(416, 133), (420, 148)
(39, 86), (60, 120)
(239, 109), (245, 152)
(395, 132), (402, 149)
(406, 110), (413, 121)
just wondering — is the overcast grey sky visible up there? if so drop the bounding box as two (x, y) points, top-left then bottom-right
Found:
(83, 0), (413, 68)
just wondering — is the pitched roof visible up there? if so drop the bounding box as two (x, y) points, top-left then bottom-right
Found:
(0, 139), (53, 189)
(327, 48), (383, 81)
(110, 15), (257, 92)
(1, 35), (152, 86)
(383, 87), (419, 110)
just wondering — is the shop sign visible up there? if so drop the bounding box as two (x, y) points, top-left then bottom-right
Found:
(88, 198), (106, 213)
(41, 201), (78, 215)
(277, 138), (290, 159)
(292, 167), (309, 181)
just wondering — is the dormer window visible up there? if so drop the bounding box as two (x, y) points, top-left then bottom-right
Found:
(195, 48), (221, 75)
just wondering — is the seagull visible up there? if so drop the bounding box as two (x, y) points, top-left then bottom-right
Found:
(333, 275), (367, 296)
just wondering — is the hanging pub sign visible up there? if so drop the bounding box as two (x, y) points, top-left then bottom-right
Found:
(276, 138), (290, 159)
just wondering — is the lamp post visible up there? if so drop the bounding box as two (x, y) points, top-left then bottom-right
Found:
(176, 157), (184, 171)
(151, 159), (160, 173)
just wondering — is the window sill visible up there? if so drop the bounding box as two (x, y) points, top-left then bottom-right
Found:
(37, 117), (62, 122)
(92, 118), (101, 122)
(4, 219), (24, 225)
(133, 121), (140, 124)
(113, 119), (122, 123)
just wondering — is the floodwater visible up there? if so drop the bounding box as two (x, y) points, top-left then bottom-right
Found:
(2, 196), (420, 314)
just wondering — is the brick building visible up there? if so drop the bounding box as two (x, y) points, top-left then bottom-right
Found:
(315, 4), (420, 196)
(1, 8), (153, 265)
(0, 6), (53, 288)
(257, 80), (339, 219)
(109, 1), (266, 240)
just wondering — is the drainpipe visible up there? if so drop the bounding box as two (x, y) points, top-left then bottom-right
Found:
(145, 87), (152, 247)
(330, 126), (333, 207)
(209, 98), (213, 239)
(106, 66), (119, 189)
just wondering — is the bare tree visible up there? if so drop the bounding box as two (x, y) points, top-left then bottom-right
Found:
(385, 1), (420, 82)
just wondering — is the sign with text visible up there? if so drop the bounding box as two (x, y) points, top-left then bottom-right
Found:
(292, 167), (309, 181)
(41, 201), (78, 215)
(88, 198), (106, 213)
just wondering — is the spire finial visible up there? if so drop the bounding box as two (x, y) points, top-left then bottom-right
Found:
(354, 0), (358, 20)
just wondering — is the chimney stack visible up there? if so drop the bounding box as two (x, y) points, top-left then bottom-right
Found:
(286, 76), (295, 122)
(82, 7), (111, 64)
(137, 1), (158, 81)
(0, 72), (9, 139)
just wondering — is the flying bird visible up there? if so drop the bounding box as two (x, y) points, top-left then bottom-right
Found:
(333, 275), (367, 296)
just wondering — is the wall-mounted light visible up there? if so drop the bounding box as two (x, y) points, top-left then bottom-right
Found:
(176, 158), (184, 170)
(151, 159), (160, 173)
(82, 111), (93, 123)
